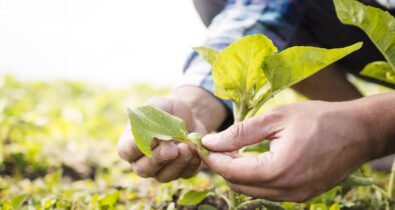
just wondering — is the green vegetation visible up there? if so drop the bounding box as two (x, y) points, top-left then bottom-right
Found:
(2, 0), (395, 209)
(334, 0), (395, 84)
(0, 74), (393, 209)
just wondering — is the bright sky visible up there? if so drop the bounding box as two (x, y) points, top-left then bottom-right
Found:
(0, 0), (207, 87)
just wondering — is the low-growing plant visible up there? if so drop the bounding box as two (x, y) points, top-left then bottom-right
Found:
(127, 1), (395, 209)
(128, 31), (366, 210)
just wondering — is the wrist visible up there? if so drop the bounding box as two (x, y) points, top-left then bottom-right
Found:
(353, 92), (395, 159)
(171, 85), (228, 132)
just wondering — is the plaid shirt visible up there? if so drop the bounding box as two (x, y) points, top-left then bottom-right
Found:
(180, 0), (395, 111)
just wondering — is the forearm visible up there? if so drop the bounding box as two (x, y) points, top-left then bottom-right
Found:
(292, 64), (362, 101)
(356, 91), (395, 158)
(172, 85), (227, 132)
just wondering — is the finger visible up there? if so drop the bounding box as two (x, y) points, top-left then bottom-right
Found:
(179, 153), (203, 178)
(132, 142), (179, 177)
(155, 143), (195, 182)
(227, 182), (287, 202)
(118, 125), (156, 163)
(202, 112), (282, 152)
(202, 151), (276, 185)
(145, 96), (196, 131)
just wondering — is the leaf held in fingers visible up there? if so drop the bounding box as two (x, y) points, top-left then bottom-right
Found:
(361, 61), (395, 85)
(177, 189), (211, 206)
(262, 42), (362, 95)
(334, 0), (395, 70)
(127, 105), (189, 157)
(194, 47), (220, 66)
(188, 132), (209, 156)
(212, 34), (277, 105)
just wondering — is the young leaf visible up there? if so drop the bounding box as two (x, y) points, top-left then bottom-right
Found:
(177, 189), (211, 206)
(211, 34), (278, 105)
(262, 42), (362, 95)
(11, 194), (27, 209)
(334, 0), (395, 70)
(194, 47), (220, 66)
(127, 106), (188, 157)
(188, 132), (208, 156)
(360, 61), (395, 84)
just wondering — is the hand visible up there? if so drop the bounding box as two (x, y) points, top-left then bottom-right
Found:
(201, 100), (377, 202)
(118, 96), (207, 182)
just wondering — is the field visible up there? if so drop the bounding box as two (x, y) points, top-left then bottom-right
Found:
(0, 75), (393, 209)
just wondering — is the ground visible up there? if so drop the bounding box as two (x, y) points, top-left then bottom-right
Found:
(0, 75), (393, 209)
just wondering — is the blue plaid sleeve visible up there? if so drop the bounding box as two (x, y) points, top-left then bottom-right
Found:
(178, 0), (308, 116)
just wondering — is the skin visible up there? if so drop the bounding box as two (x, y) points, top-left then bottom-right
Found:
(117, 86), (227, 182)
(201, 93), (395, 201)
(117, 64), (395, 201)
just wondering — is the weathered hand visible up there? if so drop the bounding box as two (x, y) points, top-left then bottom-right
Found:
(201, 100), (378, 202)
(118, 96), (207, 182)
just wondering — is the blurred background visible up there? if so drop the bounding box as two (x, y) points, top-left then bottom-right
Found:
(0, 0), (206, 87)
(0, 0), (392, 209)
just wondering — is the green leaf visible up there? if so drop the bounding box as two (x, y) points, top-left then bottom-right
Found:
(262, 42), (362, 95)
(309, 203), (328, 210)
(361, 61), (395, 84)
(177, 189), (211, 206)
(1, 201), (11, 210)
(11, 194), (26, 209)
(187, 132), (209, 156)
(212, 34), (277, 105)
(334, 0), (395, 70)
(329, 203), (341, 210)
(194, 47), (220, 66)
(340, 175), (374, 190)
(99, 191), (119, 208)
(198, 204), (217, 210)
(127, 105), (189, 157)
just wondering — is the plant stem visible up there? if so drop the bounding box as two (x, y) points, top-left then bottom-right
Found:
(372, 184), (391, 200)
(228, 101), (248, 210)
(388, 160), (395, 200)
(229, 190), (239, 210)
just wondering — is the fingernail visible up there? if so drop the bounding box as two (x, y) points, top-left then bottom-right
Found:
(202, 134), (218, 146)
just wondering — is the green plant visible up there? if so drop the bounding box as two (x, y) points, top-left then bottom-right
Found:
(334, 0), (395, 85)
(334, 0), (395, 208)
(128, 33), (363, 209)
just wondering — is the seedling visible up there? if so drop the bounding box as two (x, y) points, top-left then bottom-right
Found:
(128, 32), (362, 208)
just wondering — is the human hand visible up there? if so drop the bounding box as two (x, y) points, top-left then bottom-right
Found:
(201, 100), (377, 202)
(118, 96), (207, 182)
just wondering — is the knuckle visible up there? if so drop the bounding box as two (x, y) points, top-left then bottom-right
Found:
(220, 165), (237, 183)
(177, 144), (193, 164)
(262, 108), (285, 122)
(132, 166), (150, 178)
(227, 122), (247, 140)
(117, 144), (131, 162)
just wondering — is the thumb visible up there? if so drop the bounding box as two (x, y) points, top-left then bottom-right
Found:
(202, 115), (278, 152)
